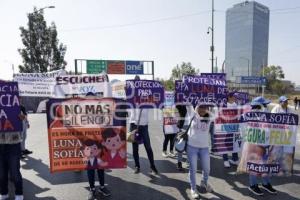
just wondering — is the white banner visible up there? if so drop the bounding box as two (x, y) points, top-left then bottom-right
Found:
(53, 74), (112, 97)
(13, 70), (66, 97)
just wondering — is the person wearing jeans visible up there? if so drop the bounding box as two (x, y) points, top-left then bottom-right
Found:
(187, 105), (213, 199)
(130, 120), (158, 174)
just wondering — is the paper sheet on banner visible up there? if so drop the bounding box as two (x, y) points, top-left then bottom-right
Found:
(212, 108), (243, 154)
(13, 70), (66, 97)
(163, 91), (179, 134)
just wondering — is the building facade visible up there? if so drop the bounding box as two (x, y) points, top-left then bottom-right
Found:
(225, 1), (269, 82)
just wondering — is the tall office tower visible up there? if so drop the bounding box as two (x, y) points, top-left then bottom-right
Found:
(225, 1), (269, 81)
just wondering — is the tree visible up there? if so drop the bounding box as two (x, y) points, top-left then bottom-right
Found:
(262, 65), (293, 95)
(171, 62), (199, 80)
(156, 78), (174, 91)
(18, 7), (67, 73)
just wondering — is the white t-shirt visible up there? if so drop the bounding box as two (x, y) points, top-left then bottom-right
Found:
(187, 112), (212, 148)
(128, 109), (149, 126)
(227, 101), (237, 108)
(271, 104), (293, 114)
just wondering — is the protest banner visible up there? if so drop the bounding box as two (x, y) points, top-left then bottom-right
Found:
(200, 73), (226, 80)
(234, 92), (249, 105)
(212, 108), (243, 154)
(181, 75), (227, 107)
(111, 81), (126, 99)
(125, 80), (164, 109)
(163, 91), (179, 134)
(238, 112), (298, 176)
(46, 97), (127, 173)
(54, 74), (112, 98)
(13, 70), (66, 97)
(0, 82), (22, 132)
(174, 80), (187, 104)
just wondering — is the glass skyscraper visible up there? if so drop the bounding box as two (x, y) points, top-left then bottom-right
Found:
(225, 1), (269, 81)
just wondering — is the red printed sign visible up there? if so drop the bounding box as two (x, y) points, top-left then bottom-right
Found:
(107, 61), (125, 74)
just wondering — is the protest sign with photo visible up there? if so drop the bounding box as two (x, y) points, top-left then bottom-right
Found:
(163, 91), (179, 134)
(111, 81), (126, 99)
(234, 92), (249, 105)
(54, 74), (112, 97)
(46, 97), (127, 173)
(13, 70), (66, 97)
(181, 75), (227, 107)
(125, 80), (164, 108)
(238, 112), (298, 176)
(212, 108), (243, 154)
(0, 82), (22, 132)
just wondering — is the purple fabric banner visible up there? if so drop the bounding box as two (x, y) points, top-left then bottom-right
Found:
(200, 73), (226, 80)
(0, 82), (22, 132)
(125, 80), (165, 109)
(182, 75), (227, 107)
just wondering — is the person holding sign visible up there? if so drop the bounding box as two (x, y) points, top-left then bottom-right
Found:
(246, 96), (277, 196)
(187, 104), (214, 199)
(0, 82), (24, 200)
(223, 92), (239, 168)
(271, 96), (295, 176)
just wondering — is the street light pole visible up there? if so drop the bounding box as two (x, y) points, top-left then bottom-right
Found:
(207, 0), (215, 73)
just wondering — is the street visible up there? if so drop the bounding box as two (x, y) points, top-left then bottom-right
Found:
(19, 111), (300, 200)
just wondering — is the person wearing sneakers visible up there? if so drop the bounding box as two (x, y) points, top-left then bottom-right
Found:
(128, 76), (158, 175)
(187, 104), (214, 199)
(129, 107), (158, 174)
(162, 97), (179, 158)
(247, 96), (277, 196)
(223, 92), (239, 168)
(0, 109), (25, 200)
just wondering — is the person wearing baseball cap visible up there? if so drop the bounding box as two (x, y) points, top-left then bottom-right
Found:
(271, 96), (291, 114)
(246, 96), (277, 196)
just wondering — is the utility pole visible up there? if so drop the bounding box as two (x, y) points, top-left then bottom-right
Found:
(207, 0), (215, 73)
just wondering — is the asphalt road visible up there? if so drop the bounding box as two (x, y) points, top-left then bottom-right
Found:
(16, 109), (300, 200)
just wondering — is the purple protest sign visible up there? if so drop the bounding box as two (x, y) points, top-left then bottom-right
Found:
(234, 92), (249, 105)
(201, 73), (226, 80)
(125, 80), (164, 108)
(182, 75), (227, 107)
(0, 82), (22, 132)
(174, 80), (188, 104)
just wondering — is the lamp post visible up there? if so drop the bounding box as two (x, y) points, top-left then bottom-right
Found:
(207, 0), (215, 73)
(28, 6), (55, 72)
(239, 57), (250, 93)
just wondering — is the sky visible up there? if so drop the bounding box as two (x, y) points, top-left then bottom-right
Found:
(0, 0), (300, 84)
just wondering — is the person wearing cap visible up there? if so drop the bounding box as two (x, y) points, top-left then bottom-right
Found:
(187, 104), (214, 199)
(246, 96), (277, 196)
(271, 96), (295, 177)
(271, 96), (292, 114)
(222, 92), (239, 168)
